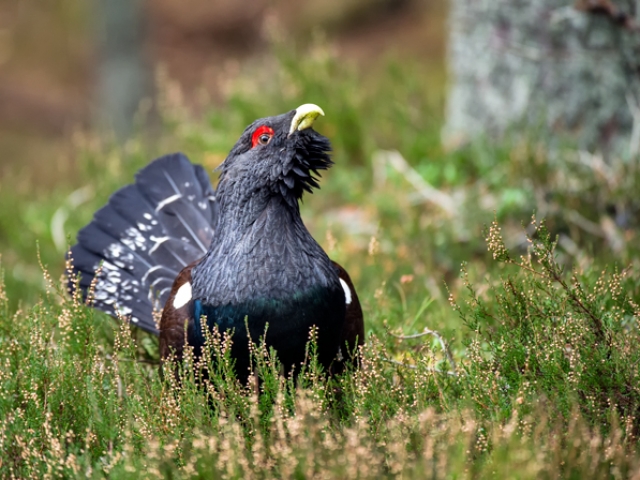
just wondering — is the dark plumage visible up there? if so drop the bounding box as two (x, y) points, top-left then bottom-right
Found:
(68, 104), (364, 382)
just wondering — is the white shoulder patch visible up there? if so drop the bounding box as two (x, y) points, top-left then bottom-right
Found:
(173, 281), (192, 309)
(339, 278), (352, 305)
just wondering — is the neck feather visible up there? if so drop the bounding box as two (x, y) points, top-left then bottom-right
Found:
(192, 193), (338, 306)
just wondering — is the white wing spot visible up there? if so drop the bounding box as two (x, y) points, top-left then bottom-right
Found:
(155, 193), (182, 212)
(116, 305), (132, 316)
(149, 236), (170, 254)
(173, 281), (192, 309)
(121, 227), (147, 251)
(339, 278), (352, 305)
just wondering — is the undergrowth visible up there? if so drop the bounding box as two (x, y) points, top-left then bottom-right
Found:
(1, 216), (640, 478)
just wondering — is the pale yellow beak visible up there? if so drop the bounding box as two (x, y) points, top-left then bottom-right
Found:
(289, 104), (325, 136)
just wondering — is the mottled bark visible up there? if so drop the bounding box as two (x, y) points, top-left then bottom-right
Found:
(445, 0), (640, 158)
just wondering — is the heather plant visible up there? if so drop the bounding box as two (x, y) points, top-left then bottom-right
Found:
(1, 213), (640, 477)
(457, 218), (640, 431)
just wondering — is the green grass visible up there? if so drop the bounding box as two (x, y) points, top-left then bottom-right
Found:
(1, 39), (640, 478)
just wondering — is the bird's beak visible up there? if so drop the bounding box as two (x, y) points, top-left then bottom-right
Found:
(289, 104), (325, 136)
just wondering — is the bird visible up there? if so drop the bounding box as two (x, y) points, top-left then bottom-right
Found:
(68, 104), (364, 383)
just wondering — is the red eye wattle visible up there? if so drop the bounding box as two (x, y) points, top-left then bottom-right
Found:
(251, 125), (275, 148)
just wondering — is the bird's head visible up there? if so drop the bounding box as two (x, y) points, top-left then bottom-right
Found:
(217, 104), (332, 206)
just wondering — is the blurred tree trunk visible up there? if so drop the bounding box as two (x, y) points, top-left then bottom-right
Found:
(444, 0), (640, 158)
(95, 0), (150, 139)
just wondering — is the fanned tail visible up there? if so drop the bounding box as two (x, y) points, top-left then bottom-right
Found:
(68, 152), (216, 334)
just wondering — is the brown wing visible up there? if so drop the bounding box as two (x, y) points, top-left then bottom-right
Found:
(159, 261), (199, 363)
(332, 261), (365, 372)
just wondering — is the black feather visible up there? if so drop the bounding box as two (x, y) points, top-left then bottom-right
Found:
(68, 153), (216, 333)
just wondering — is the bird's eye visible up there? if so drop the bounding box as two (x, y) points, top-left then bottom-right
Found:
(251, 125), (275, 148)
(259, 134), (271, 145)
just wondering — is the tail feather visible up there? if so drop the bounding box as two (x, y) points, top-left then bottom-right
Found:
(135, 154), (216, 221)
(68, 153), (216, 334)
(146, 236), (202, 273)
(70, 245), (158, 331)
(76, 222), (155, 273)
(154, 199), (212, 254)
(100, 185), (166, 241)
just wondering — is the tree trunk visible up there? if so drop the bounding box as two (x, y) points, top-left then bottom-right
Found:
(444, 0), (640, 159)
(95, 0), (150, 139)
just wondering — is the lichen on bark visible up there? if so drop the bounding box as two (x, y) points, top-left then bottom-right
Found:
(445, 0), (640, 158)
